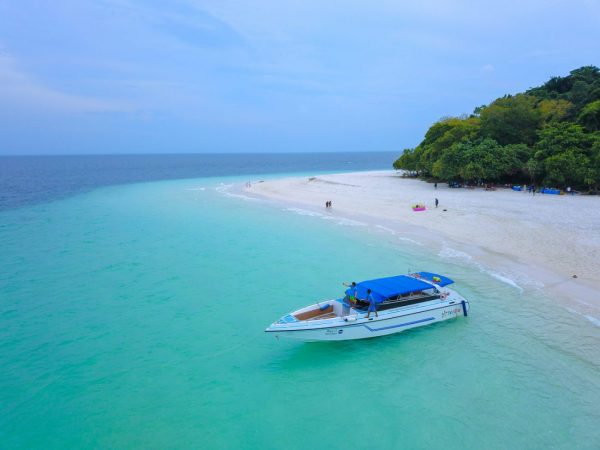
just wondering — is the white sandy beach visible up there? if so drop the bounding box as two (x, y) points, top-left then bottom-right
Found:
(244, 170), (600, 319)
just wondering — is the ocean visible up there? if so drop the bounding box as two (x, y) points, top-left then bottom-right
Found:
(0, 153), (396, 212)
(1, 153), (599, 449)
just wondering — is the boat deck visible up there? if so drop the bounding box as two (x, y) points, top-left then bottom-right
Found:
(294, 304), (335, 321)
(283, 290), (443, 324)
(305, 312), (337, 321)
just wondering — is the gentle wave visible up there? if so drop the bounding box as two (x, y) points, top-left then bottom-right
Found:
(373, 224), (425, 245)
(488, 272), (524, 293)
(565, 307), (600, 329)
(284, 207), (322, 217)
(214, 183), (234, 193)
(375, 225), (396, 234)
(439, 245), (524, 292)
(213, 184), (260, 202)
(397, 236), (423, 246)
(438, 246), (473, 261)
(284, 207), (366, 227)
(321, 215), (366, 227)
(584, 315), (600, 328)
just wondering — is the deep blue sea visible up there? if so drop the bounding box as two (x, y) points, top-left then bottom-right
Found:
(0, 152), (395, 211)
(1, 153), (599, 449)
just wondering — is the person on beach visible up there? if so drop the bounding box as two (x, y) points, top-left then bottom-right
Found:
(434, 182), (437, 189)
(435, 198), (439, 208)
(366, 288), (378, 318)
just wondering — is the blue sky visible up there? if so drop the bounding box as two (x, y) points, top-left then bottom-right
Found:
(0, 0), (599, 154)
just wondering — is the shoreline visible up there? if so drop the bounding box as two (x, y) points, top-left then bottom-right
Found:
(239, 170), (600, 322)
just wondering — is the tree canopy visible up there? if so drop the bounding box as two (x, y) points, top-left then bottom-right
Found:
(393, 66), (600, 191)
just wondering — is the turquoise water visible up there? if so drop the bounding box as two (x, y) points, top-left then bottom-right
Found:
(1, 177), (599, 449)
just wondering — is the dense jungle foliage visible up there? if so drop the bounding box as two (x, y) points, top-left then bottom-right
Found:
(393, 66), (600, 191)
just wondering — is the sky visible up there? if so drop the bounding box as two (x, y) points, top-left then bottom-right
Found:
(0, 0), (599, 155)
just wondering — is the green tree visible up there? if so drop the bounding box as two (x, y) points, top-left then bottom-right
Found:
(538, 99), (572, 123)
(432, 139), (508, 183)
(480, 94), (541, 146)
(462, 162), (485, 182)
(543, 150), (589, 187)
(570, 66), (600, 84)
(408, 117), (480, 176)
(525, 158), (540, 185)
(462, 139), (503, 181)
(393, 66), (600, 189)
(534, 122), (593, 160)
(527, 65), (600, 113)
(393, 148), (418, 172)
(578, 99), (600, 131)
(498, 143), (531, 178)
(567, 66), (600, 111)
(431, 142), (464, 180)
(585, 140), (600, 190)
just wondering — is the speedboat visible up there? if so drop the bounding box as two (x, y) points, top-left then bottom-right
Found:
(265, 272), (469, 341)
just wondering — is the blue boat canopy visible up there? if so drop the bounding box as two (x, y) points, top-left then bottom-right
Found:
(345, 272), (453, 304)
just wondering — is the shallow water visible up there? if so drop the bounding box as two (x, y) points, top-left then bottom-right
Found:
(1, 177), (599, 449)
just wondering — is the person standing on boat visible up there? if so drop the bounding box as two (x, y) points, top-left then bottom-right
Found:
(342, 281), (358, 316)
(366, 288), (378, 318)
(343, 282), (358, 305)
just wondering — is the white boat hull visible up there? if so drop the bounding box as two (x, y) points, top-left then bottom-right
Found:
(266, 289), (469, 342)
